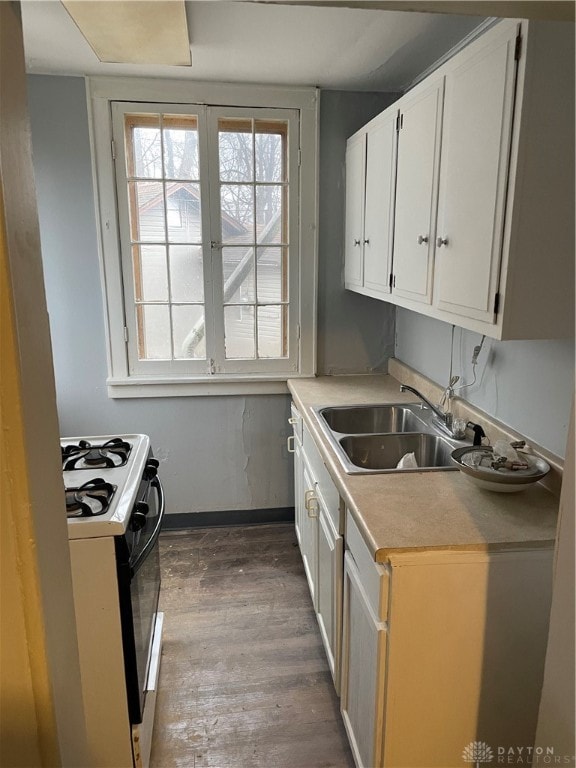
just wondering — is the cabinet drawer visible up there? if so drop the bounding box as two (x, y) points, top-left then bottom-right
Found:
(346, 510), (389, 621)
(303, 421), (340, 530)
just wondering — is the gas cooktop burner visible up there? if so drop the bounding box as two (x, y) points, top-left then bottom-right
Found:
(65, 479), (117, 518)
(62, 438), (132, 471)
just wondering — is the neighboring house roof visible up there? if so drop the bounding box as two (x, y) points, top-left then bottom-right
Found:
(136, 181), (247, 238)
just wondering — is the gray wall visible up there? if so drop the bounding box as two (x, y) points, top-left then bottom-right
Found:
(396, 308), (575, 458)
(317, 90), (397, 375)
(27, 75), (396, 515)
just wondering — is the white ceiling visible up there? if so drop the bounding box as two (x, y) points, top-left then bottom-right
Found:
(22, 1), (483, 91)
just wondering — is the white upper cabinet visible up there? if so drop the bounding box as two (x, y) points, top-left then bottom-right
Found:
(363, 112), (397, 296)
(344, 133), (365, 289)
(346, 19), (575, 340)
(345, 107), (397, 299)
(392, 77), (444, 305)
(433, 22), (517, 323)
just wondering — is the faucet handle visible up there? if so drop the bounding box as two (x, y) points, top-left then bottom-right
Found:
(450, 417), (467, 440)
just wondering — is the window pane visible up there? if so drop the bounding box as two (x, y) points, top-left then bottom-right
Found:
(169, 245), (204, 303)
(257, 305), (286, 358)
(163, 116), (199, 180)
(256, 247), (287, 303)
(172, 306), (205, 360)
(137, 305), (171, 360)
(224, 305), (255, 359)
(256, 185), (283, 244)
(129, 182), (165, 242)
(255, 121), (286, 182)
(126, 115), (162, 179)
(166, 183), (202, 243)
(220, 185), (254, 245)
(222, 247), (255, 304)
(133, 245), (168, 301)
(218, 119), (253, 182)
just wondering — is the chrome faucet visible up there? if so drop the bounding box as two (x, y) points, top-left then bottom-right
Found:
(399, 384), (447, 422)
(399, 383), (464, 438)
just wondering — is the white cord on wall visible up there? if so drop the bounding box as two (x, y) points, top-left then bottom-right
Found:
(455, 334), (486, 394)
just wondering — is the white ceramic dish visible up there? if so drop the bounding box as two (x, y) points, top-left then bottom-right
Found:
(451, 445), (550, 493)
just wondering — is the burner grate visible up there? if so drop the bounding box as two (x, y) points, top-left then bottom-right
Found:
(65, 479), (117, 518)
(62, 438), (131, 471)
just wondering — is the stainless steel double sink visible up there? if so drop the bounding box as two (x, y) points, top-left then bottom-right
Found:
(312, 403), (468, 475)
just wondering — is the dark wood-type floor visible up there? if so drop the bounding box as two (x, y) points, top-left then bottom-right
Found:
(150, 524), (354, 768)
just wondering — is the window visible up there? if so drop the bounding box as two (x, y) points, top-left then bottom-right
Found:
(89, 79), (318, 396)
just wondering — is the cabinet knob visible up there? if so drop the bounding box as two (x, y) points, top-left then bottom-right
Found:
(364, 238), (370, 245)
(437, 236), (449, 248)
(417, 235), (429, 245)
(354, 239), (361, 246)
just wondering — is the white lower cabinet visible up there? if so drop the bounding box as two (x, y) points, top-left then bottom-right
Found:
(340, 510), (553, 768)
(290, 405), (343, 688)
(290, 418), (318, 604)
(316, 493), (343, 690)
(341, 551), (387, 768)
(293, 436), (304, 548)
(300, 462), (318, 606)
(290, 410), (554, 767)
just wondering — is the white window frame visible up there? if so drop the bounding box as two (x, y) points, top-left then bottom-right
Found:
(87, 77), (319, 397)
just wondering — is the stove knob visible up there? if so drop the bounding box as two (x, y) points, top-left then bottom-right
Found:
(131, 511), (147, 532)
(144, 460), (158, 480)
(135, 501), (149, 516)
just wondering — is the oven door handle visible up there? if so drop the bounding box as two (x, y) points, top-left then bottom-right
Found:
(130, 476), (165, 577)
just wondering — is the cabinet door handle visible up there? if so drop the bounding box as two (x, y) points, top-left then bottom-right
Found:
(288, 417), (298, 425)
(417, 235), (429, 245)
(353, 239), (361, 246)
(287, 435), (295, 454)
(437, 236), (449, 248)
(304, 490), (319, 518)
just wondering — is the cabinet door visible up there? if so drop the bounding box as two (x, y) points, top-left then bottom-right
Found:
(341, 552), (387, 768)
(300, 463), (318, 608)
(393, 78), (444, 305)
(363, 113), (397, 296)
(434, 22), (518, 322)
(316, 497), (343, 692)
(293, 438), (304, 547)
(344, 132), (366, 289)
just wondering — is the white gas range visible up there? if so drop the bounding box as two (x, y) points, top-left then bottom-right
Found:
(62, 434), (151, 536)
(63, 434), (165, 768)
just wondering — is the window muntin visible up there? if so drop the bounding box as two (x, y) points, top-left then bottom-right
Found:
(113, 103), (298, 377)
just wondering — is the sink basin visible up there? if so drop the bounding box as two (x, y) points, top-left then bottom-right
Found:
(339, 433), (455, 473)
(310, 401), (467, 474)
(318, 404), (426, 434)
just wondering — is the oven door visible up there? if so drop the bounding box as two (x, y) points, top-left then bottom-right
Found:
(117, 474), (165, 724)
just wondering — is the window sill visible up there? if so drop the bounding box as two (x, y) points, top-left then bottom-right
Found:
(106, 374), (314, 398)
